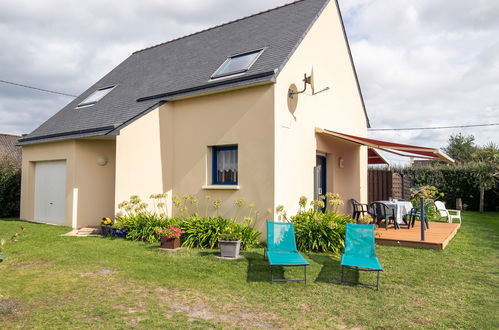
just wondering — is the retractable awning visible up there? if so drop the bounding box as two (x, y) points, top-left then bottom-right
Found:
(368, 148), (389, 165)
(315, 128), (454, 163)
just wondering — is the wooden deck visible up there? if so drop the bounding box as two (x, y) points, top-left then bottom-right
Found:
(375, 221), (461, 249)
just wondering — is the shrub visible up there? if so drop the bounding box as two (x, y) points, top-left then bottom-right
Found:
(0, 163), (21, 218)
(239, 217), (261, 249)
(115, 194), (261, 249)
(292, 208), (353, 254)
(179, 216), (229, 248)
(115, 213), (174, 243)
(115, 195), (178, 242)
(410, 185), (443, 220)
(180, 216), (260, 250)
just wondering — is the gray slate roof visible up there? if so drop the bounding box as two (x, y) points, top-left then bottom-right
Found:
(20, 0), (343, 145)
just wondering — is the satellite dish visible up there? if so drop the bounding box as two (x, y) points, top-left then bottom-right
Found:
(288, 69), (329, 98)
(308, 68), (315, 95)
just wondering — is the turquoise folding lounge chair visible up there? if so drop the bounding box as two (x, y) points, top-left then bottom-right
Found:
(265, 221), (310, 283)
(340, 223), (383, 289)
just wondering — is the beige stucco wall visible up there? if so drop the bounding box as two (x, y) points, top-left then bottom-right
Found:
(316, 135), (364, 208)
(273, 0), (369, 216)
(114, 85), (275, 233)
(73, 140), (116, 227)
(20, 139), (116, 228)
(115, 108), (165, 211)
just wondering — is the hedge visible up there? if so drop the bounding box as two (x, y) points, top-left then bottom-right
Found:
(0, 163), (21, 218)
(396, 165), (498, 211)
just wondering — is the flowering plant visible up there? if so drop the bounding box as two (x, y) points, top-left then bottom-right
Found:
(220, 226), (242, 241)
(157, 226), (184, 239)
(100, 217), (113, 227)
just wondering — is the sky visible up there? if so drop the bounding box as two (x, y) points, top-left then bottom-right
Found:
(0, 0), (498, 164)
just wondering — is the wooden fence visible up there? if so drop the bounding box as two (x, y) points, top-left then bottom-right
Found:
(368, 169), (412, 203)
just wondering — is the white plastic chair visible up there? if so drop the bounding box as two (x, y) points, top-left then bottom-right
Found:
(434, 201), (461, 224)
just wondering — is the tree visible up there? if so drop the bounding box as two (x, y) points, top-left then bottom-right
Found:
(472, 143), (499, 212)
(443, 133), (477, 163)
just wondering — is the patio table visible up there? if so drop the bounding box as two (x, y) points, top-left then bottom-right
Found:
(377, 200), (413, 224)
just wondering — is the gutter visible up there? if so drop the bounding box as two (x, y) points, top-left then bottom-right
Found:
(18, 125), (116, 144)
(136, 70), (276, 102)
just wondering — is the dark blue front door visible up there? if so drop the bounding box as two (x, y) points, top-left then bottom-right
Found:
(315, 155), (327, 203)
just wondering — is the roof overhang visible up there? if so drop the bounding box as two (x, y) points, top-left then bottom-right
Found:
(315, 127), (454, 163)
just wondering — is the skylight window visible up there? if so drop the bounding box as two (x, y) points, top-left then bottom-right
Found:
(211, 49), (264, 79)
(76, 85), (115, 108)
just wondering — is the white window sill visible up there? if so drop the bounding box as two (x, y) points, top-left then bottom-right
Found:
(202, 185), (240, 190)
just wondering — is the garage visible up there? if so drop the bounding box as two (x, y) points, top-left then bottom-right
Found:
(34, 160), (67, 225)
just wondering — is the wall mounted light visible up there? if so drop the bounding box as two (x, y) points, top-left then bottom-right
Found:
(97, 156), (108, 166)
(339, 157), (344, 169)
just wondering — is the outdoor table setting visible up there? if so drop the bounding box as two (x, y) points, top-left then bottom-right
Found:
(376, 200), (413, 225)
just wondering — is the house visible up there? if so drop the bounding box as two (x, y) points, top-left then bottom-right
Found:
(0, 134), (21, 168)
(19, 0), (371, 230)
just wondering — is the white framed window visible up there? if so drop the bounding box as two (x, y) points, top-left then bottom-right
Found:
(76, 85), (115, 108)
(211, 49), (264, 79)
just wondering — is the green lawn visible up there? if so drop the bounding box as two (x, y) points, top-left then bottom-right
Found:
(0, 212), (498, 329)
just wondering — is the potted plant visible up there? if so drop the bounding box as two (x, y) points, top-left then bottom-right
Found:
(157, 226), (184, 249)
(357, 213), (373, 225)
(113, 222), (129, 238)
(100, 217), (115, 236)
(219, 226), (242, 258)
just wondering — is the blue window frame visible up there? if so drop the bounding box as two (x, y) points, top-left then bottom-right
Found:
(212, 145), (238, 185)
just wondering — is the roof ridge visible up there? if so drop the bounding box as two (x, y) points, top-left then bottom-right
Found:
(0, 133), (21, 138)
(132, 0), (307, 55)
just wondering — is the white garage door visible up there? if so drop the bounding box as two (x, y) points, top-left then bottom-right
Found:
(34, 160), (67, 225)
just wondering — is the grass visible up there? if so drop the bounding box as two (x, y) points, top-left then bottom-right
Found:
(0, 212), (498, 329)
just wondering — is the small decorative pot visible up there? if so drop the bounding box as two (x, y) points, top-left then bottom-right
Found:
(219, 240), (241, 258)
(101, 226), (114, 236)
(160, 237), (181, 249)
(113, 227), (128, 238)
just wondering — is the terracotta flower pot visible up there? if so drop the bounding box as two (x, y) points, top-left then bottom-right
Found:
(160, 236), (180, 249)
